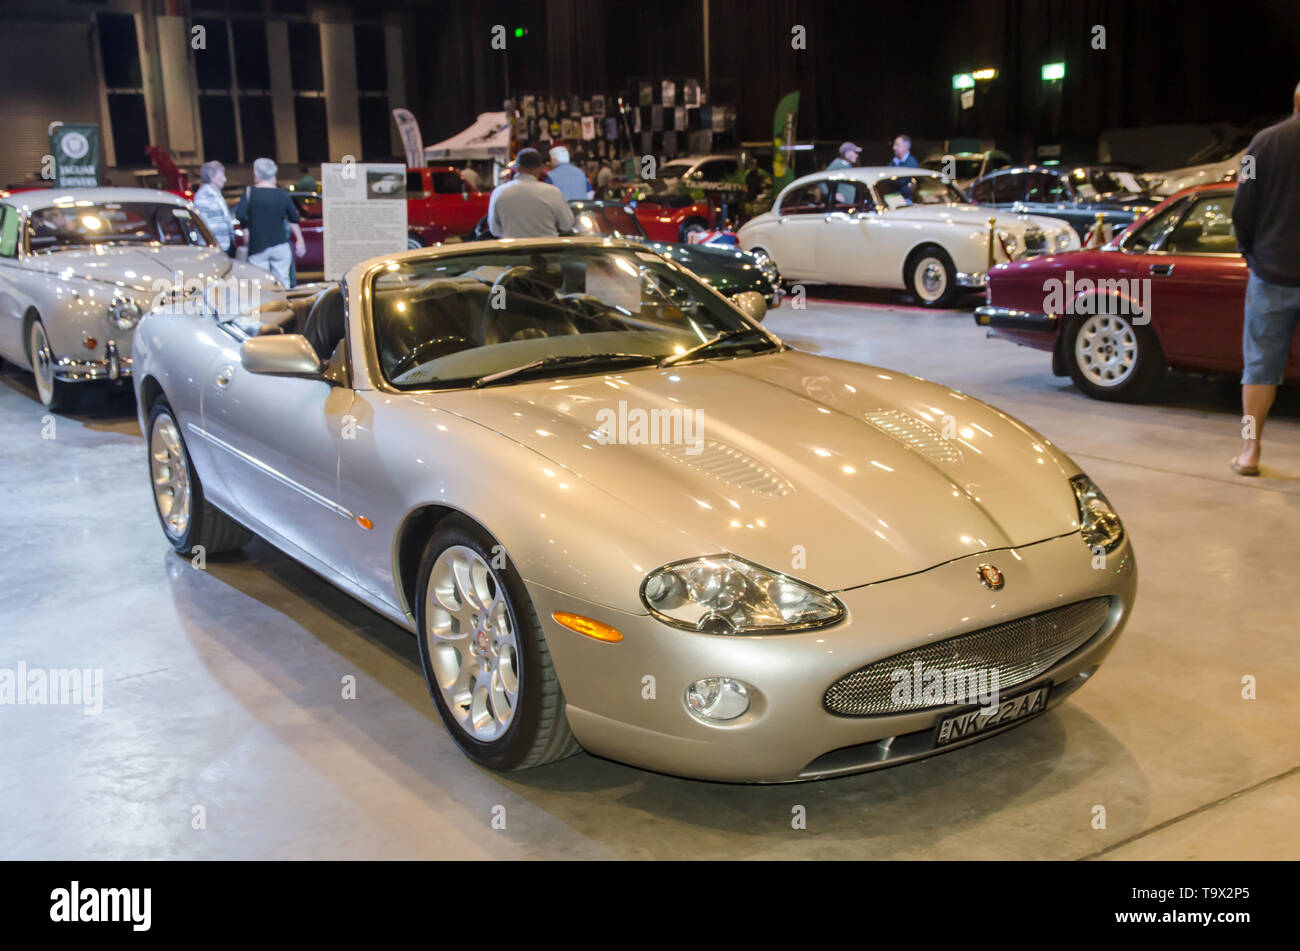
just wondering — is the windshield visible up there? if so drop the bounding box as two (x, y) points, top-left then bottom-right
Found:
(369, 245), (769, 389)
(875, 175), (965, 208)
(28, 202), (213, 252)
(657, 163), (694, 181)
(1184, 135), (1250, 166)
(571, 205), (647, 238)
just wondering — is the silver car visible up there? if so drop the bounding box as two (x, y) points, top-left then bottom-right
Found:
(0, 187), (276, 410)
(133, 237), (1136, 782)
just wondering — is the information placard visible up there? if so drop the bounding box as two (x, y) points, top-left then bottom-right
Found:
(320, 162), (407, 281)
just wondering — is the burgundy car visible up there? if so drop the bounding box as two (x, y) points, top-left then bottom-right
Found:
(975, 183), (1298, 401)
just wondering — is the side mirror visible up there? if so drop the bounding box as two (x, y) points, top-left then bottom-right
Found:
(732, 290), (768, 323)
(240, 334), (322, 377)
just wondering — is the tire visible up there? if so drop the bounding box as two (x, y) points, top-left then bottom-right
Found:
(1062, 311), (1166, 402)
(905, 246), (957, 307)
(415, 516), (581, 771)
(27, 319), (79, 413)
(678, 218), (708, 242)
(147, 398), (252, 556)
(406, 234), (424, 251)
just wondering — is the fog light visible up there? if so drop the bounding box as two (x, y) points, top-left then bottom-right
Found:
(685, 678), (750, 721)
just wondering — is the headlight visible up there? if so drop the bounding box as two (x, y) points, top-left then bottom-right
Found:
(996, 229), (1019, 258)
(641, 554), (844, 634)
(1055, 230), (1074, 251)
(1070, 474), (1124, 553)
(107, 297), (143, 331)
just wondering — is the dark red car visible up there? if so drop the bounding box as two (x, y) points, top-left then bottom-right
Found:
(975, 183), (1297, 401)
(405, 166), (491, 236)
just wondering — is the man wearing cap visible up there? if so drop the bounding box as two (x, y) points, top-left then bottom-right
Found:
(827, 142), (861, 205)
(488, 148), (575, 239)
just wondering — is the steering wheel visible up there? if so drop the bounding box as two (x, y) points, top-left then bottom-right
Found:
(476, 265), (576, 345)
(389, 335), (472, 378)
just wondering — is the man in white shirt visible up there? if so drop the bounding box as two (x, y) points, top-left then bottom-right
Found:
(488, 149), (575, 238)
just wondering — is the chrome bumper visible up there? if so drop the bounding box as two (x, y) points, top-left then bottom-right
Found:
(54, 341), (131, 383)
(956, 271), (987, 288)
(974, 305), (1059, 333)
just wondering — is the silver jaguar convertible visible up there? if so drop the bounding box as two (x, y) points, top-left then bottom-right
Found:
(133, 237), (1136, 782)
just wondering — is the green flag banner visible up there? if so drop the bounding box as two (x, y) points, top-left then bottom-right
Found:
(771, 92), (800, 191)
(49, 123), (100, 188)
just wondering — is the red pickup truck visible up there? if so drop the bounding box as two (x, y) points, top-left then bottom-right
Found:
(405, 166), (491, 236)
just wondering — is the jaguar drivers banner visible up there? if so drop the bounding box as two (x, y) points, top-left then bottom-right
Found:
(320, 162), (408, 281)
(48, 122), (100, 187)
(771, 92), (800, 192)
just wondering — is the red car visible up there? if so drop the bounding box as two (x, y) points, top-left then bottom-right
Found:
(975, 182), (1296, 401)
(405, 166), (491, 236)
(631, 193), (717, 243)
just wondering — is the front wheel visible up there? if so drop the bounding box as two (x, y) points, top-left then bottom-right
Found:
(415, 517), (581, 771)
(906, 247), (957, 308)
(406, 234), (424, 251)
(147, 398), (252, 555)
(678, 218), (708, 242)
(1062, 312), (1166, 402)
(28, 320), (79, 412)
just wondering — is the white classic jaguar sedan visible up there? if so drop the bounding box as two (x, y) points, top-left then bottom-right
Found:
(737, 167), (1080, 307)
(0, 187), (277, 411)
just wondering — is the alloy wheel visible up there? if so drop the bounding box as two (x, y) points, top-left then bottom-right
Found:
(424, 545), (521, 742)
(29, 322), (56, 406)
(150, 413), (192, 539)
(1075, 314), (1137, 387)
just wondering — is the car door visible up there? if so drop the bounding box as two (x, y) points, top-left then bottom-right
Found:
(198, 318), (359, 579)
(1143, 191), (1252, 370)
(764, 179), (831, 278)
(291, 194), (324, 272)
(0, 204), (26, 363)
(817, 182), (884, 285)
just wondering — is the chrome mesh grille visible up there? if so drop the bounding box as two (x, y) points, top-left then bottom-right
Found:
(656, 439), (794, 497)
(863, 409), (962, 465)
(824, 598), (1111, 716)
(1023, 227), (1047, 256)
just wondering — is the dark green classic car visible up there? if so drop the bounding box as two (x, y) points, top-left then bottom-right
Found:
(472, 201), (782, 311)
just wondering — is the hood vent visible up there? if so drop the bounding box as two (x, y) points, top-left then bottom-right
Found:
(657, 439), (795, 497)
(863, 409), (962, 465)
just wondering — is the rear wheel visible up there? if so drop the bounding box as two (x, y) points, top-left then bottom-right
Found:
(678, 218), (708, 242)
(147, 398), (252, 555)
(27, 320), (79, 412)
(415, 516), (581, 771)
(906, 246), (957, 307)
(1063, 311), (1166, 402)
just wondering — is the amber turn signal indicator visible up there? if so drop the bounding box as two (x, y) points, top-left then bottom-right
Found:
(355, 515), (373, 530)
(552, 611), (623, 643)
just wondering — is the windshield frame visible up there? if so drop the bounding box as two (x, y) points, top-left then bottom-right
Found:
(357, 239), (782, 394)
(872, 173), (967, 209)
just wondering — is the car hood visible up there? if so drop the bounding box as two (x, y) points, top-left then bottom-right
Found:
(25, 244), (236, 295)
(422, 349), (1082, 591)
(640, 239), (769, 293)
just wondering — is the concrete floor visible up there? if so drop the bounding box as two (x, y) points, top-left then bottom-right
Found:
(2, 290), (1298, 860)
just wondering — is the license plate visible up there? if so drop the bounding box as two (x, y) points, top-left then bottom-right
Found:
(934, 685), (1050, 747)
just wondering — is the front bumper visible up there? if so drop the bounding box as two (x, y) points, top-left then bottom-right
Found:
(54, 340), (131, 383)
(530, 531), (1136, 782)
(974, 305), (1058, 333)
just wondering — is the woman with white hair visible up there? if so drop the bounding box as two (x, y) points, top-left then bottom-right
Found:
(233, 157), (305, 287)
(193, 160), (235, 254)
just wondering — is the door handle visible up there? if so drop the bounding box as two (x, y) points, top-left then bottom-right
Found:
(1149, 263), (1175, 276)
(215, 365), (235, 388)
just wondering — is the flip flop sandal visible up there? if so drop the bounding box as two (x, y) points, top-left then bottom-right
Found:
(1229, 459), (1260, 477)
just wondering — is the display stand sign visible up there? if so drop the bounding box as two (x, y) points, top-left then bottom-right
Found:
(321, 162), (407, 281)
(48, 122), (100, 187)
